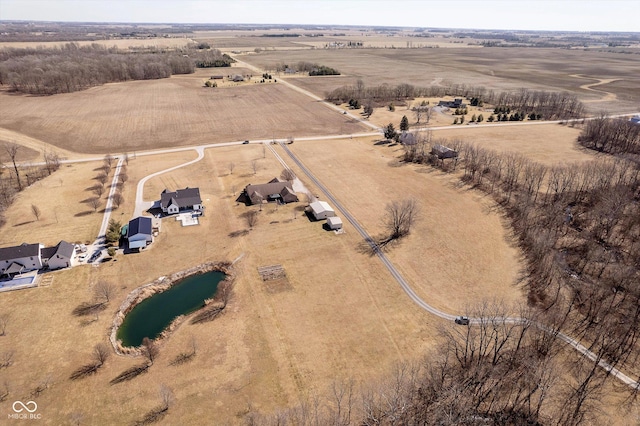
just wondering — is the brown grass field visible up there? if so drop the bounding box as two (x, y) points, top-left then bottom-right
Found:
(1, 33), (639, 424)
(0, 68), (367, 154)
(242, 47), (640, 113)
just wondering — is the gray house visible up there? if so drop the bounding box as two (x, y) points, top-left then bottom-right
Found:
(160, 188), (203, 215)
(127, 217), (153, 250)
(41, 241), (76, 270)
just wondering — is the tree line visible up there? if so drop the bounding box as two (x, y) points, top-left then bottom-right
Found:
(326, 81), (585, 120)
(0, 42), (235, 95)
(578, 114), (640, 155)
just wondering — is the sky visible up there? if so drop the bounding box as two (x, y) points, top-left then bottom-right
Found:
(0, 0), (638, 33)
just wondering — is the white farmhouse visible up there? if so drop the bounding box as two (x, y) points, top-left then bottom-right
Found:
(309, 201), (335, 220)
(0, 243), (43, 277)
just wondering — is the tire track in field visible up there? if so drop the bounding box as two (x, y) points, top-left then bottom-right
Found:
(571, 74), (620, 103)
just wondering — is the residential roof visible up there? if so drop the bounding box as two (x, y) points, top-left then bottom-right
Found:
(432, 144), (458, 159)
(41, 240), (75, 261)
(0, 243), (41, 262)
(5, 262), (25, 274)
(128, 216), (153, 238)
(327, 216), (343, 226)
(310, 201), (334, 215)
(245, 180), (297, 203)
(160, 187), (202, 210)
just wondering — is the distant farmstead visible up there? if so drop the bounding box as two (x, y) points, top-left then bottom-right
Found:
(160, 187), (203, 215)
(438, 98), (466, 108)
(240, 178), (298, 205)
(431, 144), (458, 159)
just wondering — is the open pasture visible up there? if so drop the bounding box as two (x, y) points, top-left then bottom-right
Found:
(0, 68), (366, 154)
(0, 142), (442, 424)
(243, 47), (640, 113)
(283, 137), (524, 314)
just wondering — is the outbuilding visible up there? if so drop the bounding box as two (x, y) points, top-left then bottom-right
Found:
(309, 201), (335, 220)
(127, 216), (153, 250)
(326, 216), (343, 230)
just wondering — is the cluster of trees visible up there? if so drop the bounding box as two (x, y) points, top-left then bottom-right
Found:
(0, 143), (60, 227)
(0, 43), (199, 95)
(578, 115), (640, 154)
(309, 65), (340, 76)
(192, 50), (234, 68)
(405, 132), (640, 404)
(327, 82), (585, 120)
(248, 303), (629, 425)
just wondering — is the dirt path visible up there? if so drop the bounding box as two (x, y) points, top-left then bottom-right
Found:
(571, 74), (620, 103)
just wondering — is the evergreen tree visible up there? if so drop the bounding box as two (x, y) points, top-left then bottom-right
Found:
(384, 123), (397, 140)
(477, 114), (484, 122)
(400, 115), (409, 131)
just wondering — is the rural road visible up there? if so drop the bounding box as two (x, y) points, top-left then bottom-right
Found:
(277, 141), (640, 390)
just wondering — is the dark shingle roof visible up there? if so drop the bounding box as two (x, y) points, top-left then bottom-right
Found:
(128, 217), (153, 238)
(160, 188), (202, 209)
(0, 243), (41, 262)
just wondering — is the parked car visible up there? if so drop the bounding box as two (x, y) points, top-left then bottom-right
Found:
(455, 316), (470, 325)
(88, 250), (101, 263)
(243, 140), (250, 144)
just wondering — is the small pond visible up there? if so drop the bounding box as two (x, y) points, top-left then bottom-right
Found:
(117, 271), (226, 347)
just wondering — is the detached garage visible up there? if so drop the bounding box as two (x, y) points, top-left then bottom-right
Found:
(127, 216), (153, 250)
(309, 201), (335, 220)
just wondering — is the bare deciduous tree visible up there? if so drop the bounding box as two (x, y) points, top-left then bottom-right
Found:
(118, 171), (128, 184)
(228, 162), (235, 175)
(43, 151), (61, 175)
(4, 143), (22, 190)
(94, 280), (115, 302)
(251, 159), (259, 175)
(383, 198), (420, 241)
(103, 154), (114, 168)
(92, 184), (105, 198)
(280, 168), (296, 181)
(112, 192), (124, 209)
(31, 204), (41, 221)
(141, 337), (159, 365)
(96, 172), (108, 186)
(88, 197), (101, 212)
(0, 350), (14, 369)
(243, 210), (259, 228)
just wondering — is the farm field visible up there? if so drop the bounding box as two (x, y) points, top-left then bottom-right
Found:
(0, 68), (367, 154)
(0, 143), (442, 425)
(242, 47), (640, 113)
(282, 137), (524, 314)
(0, 37), (195, 50)
(1, 23), (639, 425)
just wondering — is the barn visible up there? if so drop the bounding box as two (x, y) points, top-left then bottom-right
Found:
(309, 201), (335, 220)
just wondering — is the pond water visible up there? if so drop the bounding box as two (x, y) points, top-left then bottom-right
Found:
(117, 271), (226, 347)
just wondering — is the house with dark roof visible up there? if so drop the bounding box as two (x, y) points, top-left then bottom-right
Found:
(431, 144), (459, 159)
(437, 98), (466, 108)
(240, 178), (298, 205)
(160, 188), (203, 215)
(127, 216), (153, 250)
(41, 240), (76, 270)
(0, 243), (43, 277)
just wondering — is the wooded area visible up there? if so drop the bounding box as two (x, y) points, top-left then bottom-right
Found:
(0, 43), (234, 95)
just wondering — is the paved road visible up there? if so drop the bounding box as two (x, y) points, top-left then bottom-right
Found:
(278, 141), (639, 390)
